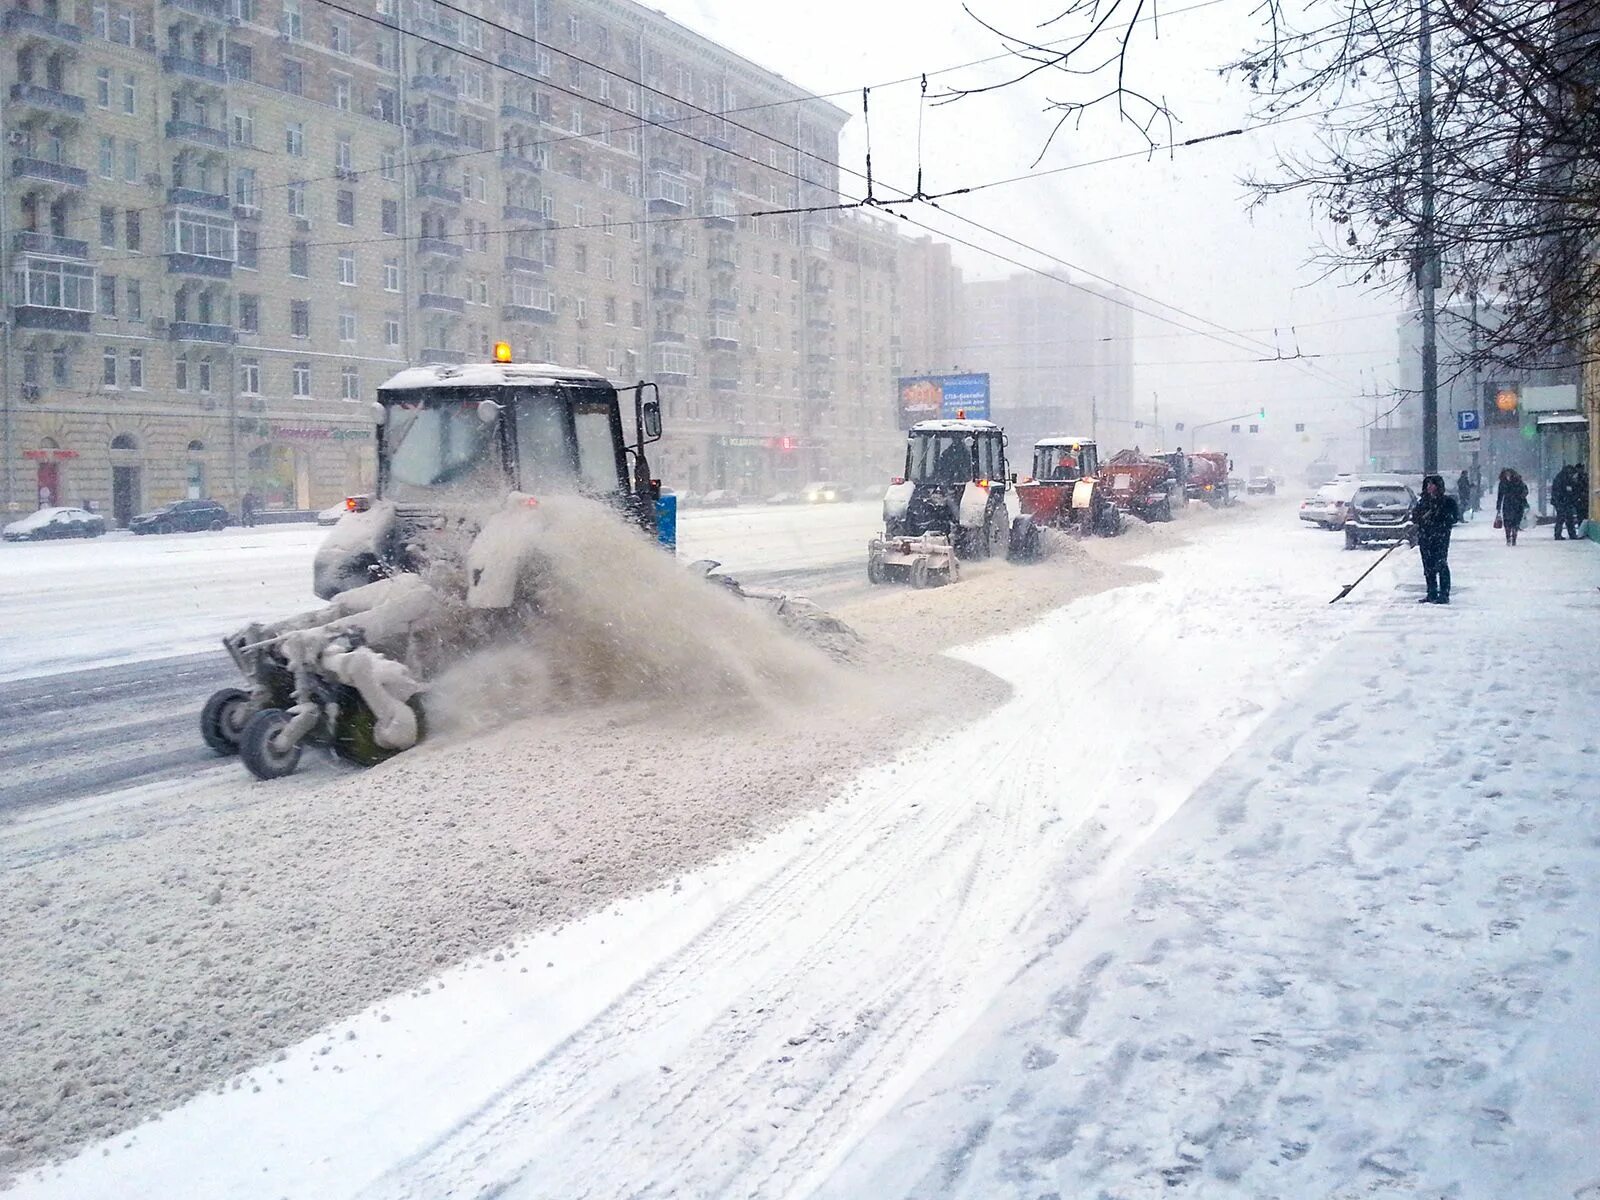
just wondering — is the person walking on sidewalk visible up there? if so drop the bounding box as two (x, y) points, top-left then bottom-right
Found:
(1496, 468), (1529, 545)
(1550, 465), (1578, 540)
(1456, 469), (1474, 521)
(1412, 474), (1460, 604)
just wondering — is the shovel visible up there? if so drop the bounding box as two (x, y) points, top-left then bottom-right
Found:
(1329, 540), (1411, 604)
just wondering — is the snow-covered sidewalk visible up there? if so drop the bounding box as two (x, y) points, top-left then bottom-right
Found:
(821, 522), (1600, 1198)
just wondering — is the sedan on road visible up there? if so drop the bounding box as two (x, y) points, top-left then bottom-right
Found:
(129, 498), (233, 535)
(2, 506), (108, 542)
(1299, 480), (1359, 529)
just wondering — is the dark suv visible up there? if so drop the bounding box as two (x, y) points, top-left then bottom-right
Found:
(129, 498), (233, 534)
(1343, 482), (1417, 549)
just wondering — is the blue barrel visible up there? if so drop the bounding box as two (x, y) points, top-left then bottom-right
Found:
(655, 493), (678, 551)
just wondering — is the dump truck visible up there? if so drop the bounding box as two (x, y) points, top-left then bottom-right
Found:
(1099, 448), (1182, 522)
(1014, 437), (1124, 536)
(1186, 450), (1233, 506)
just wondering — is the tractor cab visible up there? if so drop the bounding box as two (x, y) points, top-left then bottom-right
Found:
(1031, 437), (1099, 483)
(316, 346), (664, 598)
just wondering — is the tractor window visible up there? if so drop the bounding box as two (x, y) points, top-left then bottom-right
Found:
(513, 390), (581, 492)
(1035, 446), (1083, 481)
(977, 436), (1002, 482)
(385, 400), (507, 500)
(572, 400), (624, 494)
(909, 434), (974, 483)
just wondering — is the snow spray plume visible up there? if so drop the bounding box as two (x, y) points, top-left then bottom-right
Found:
(430, 495), (844, 730)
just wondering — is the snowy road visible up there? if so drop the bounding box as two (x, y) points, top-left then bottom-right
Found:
(0, 502), (881, 813)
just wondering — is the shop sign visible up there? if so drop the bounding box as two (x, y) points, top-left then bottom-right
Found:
(234, 419), (371, 441)
(22, 448), (80, 461)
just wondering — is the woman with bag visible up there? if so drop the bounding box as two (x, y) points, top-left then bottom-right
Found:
(1495, 467), (1529, 545)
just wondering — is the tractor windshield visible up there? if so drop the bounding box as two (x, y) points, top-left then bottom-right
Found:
(1035, 445), (1087, 481)
(383, 393), (508, 502)
(908, 433), (975, 484)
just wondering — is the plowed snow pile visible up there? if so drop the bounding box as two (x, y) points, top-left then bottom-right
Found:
(0, 498), (1235, 1178)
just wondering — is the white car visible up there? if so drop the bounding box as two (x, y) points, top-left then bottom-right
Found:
(316, 502), (347, 526)
(1299, 480), (1359, 529)
(3, 505), (108, 541)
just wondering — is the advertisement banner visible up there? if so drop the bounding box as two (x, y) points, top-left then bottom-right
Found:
(897, 373), (990, 427)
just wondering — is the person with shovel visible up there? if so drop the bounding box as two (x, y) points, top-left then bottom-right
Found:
(1412, 474), (1460, 604)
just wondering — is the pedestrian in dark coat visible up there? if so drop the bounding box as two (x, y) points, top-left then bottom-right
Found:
(1456, 469), (1474, 521)
(1496, 468), (1529, 545)
(240, 491), (257, 528)
(1412, 474), (1460, 604)
(1552, 465), (1579, 540)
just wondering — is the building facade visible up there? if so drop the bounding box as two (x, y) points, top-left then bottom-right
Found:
(2, 0), (930, 520)
(960, 271), (1133, 461)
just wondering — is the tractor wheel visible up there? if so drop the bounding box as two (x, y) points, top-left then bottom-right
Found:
(1157, 498), (1173, 522)
(200, 687), (255, 756)
(867, 551), (889, 586)
(239, 709), (303, 780)
(332, 693), (427, 768)
(910, 557), (931, 589)
(1008, 518), (1041, 563)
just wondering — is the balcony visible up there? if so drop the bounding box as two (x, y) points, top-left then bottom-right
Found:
(654, 240), (686, 259)
(651, 329), (686, 344)
(647, 174), (689, 214)
(706, 332), (740, 352)
(8, 82), (85, 117)
(710, 376), (740, 391)
(502, 203), (551, 226)
(161, 54), (228, 84)
(167, 253), (232, 278)
(499, 101), (542, 124)
(14, 305), (90, 332)
(806, 349), (833, 366)
(651, 284), (686, 303)
(161, 0), (227, 19)
(497, 49), (539, 76)
(418, 292), (464, 313)
(708, 296), (737, 313)
(165, 119), (227, 150)
(415, 181), (462, 205)
(806, 386), (833, 401)
(708, 255), (736, 272)
(415, 236), (463, 259)
(168, 186), (230, 212)
(500, 154), (541, 176)
(13, 230), (88, 258)
(806, 278), (832, 296)
(501, 303), (556, 325)
(504, 254), (544, 274)
(807, 315), (831, 330)
(11, 156), (87, 188)
(411, 74), (456, 98)
(3, 8), (82, 41)
(411, 126), (460, 149)
(421, 347), (466, 365)
(169, 321), (236, 344)
(232, 203), (261, 221)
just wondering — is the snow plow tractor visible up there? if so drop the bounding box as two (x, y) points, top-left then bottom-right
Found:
(199, 351), (670, 780)
(1014, 437), (1124, 537)
(868, 418), (1038, 586)
(1099, 448), (1182, 523)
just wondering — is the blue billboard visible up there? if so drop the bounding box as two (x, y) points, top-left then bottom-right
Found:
(898, 373), (991, 427)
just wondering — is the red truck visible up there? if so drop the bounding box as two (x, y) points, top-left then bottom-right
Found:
(1186, 451), (1233, 506)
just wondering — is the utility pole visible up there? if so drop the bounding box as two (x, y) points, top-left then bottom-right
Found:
(1152, 390), (1161, 448)
(1091, 394), (1099, 443)
(1419, 0), (1440, 472)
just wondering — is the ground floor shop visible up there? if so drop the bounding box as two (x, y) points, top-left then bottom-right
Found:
(4, 410), (375, 526)
(651, 428), (902, 500)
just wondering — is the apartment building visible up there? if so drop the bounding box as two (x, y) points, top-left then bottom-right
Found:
(962, 271), (1134, 455)
(2, 0), (936, 518)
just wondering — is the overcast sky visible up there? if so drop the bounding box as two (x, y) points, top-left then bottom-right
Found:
(652, 0), (1411, 470)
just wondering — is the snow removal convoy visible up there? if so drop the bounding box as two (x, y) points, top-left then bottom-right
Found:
(201, 347), (748, 781)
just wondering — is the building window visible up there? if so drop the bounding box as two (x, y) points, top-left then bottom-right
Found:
(288, 180), (306, 218)
(125, 210), (141, 252)
(340, 365), (359, 400)
(292, 362), (311, 396)
(121, 141), (137, 184)
(98, 274), (116, 317)
(122, 73), (135, 115)
(329, 17), (350, 53)
(197, 358), (212, 393)
(52, 347), (70, 386)
(240, 359), (260, 394)
(338, 311), (356, 341)
(232, 108), (255, 147)
(238, 293), (259, 332)
(381, 199), (398, 234)
(127, 349), (143, 388)
(383, 258), (400, 291)
(96, 67), (110, 107)
(290, 300), (310, 337)
(98, 137), (115, 179)
(285, 122), (304, 157)
(336, 190), (354, 226)
(237, 229), (259, 270)
(336, 136), (353, 172)
(282, 59), (303, 95)
(233, 168), (257, 209)
(333, 75), (352, 111)
(338, 250), (355, 285)
(380, 148), (398, 180)
(385, 317), (401, 346)
(100, 206), (116, 248)
(127, 279), (142, 321)
(175, 355), (188, 390)
(289, 240), (308, 277)
(102, 347), (117, 386)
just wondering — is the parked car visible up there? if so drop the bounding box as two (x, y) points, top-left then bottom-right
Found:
(1247, 476), (1277, 495)
(766, 491), (800, 505)
(802, 481), (853, 503)
(2, 506), (107, 542)
(1344, 482), (1418, 549)
(697, 489), (740, 508)
(316, 502), (347, 526)
(128, 498), (232, 534)
(1299, 480), (1360, 529)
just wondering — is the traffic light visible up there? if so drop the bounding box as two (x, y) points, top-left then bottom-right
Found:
(1259, 407), (1266, 418)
